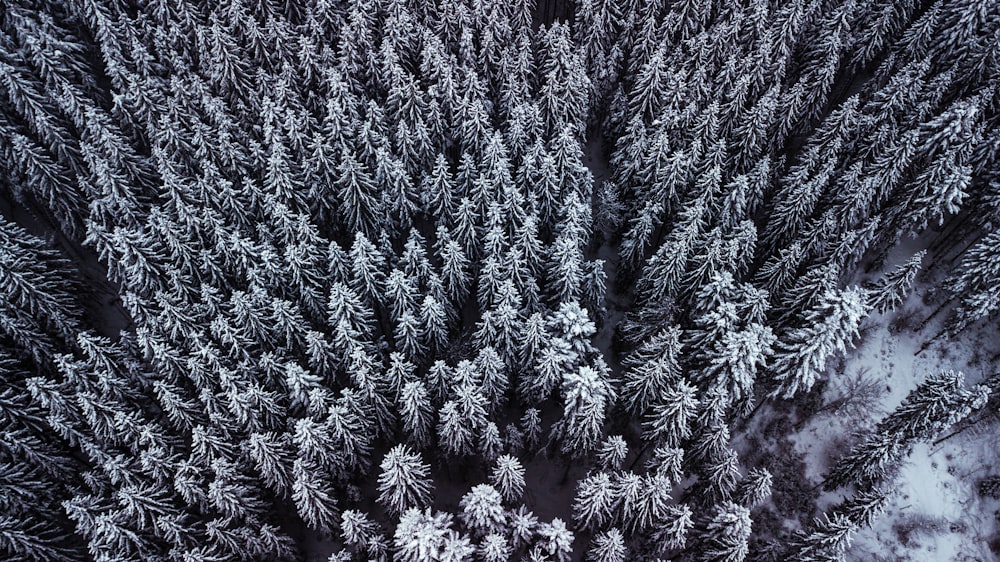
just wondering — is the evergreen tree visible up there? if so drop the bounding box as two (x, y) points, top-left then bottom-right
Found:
(587, 528), (627, 562)
(573, 471), (616, 530)
(552, 365), (616, 459)
(869, 251), (925, 314)
(334, 149), (380, 236)
(596, 435), (628, 471)
(621, 325), (683, 415)
(643, 381), (700, 448)
(694, 502), (752, 562)
(459, 484), (505, 536)
(377, 444), (434, 516)
(535, 518), (575, 562)
(825, 370), (988, 490)
(393, 508), (456, 562)
(490, 454), (526, 503)
(769, 288), (870, 399)
(292, 459), (340, 530)
(735, 468), (773, 510)
(340, 509), (387, 560)
(437, 400), (474, 458)
(399, 381), (434, 448)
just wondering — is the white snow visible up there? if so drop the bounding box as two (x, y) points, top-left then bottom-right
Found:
(787, 233), (1000, 561)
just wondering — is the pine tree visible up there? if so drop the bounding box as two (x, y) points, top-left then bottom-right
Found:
(399, 381), (434, 447)
(490, 455), (526, 503)
(340, 509), (387, 560)
(587, 528), (627, 562)
(695, 502), (752, 562)
(825, 371), (987, 490)
(437, 400), (474, 457)
(552, 365), (616, 459)
(480, 421), (504, 464)
(651, 503), (694, 552)
(395, 310), (427, 361)
(869, 251), (925, 314)
(479, 532), (512, 562)
(642, 381), (699, 448)
(291, 458), (340, 530)
(247, 431), (295, 498)
(596, 435), (628, 471)
(334, 149), (380, 236)
(521, 408), (543, 451)
(438, 230), (472, 305)
(393, 508), (455, 562)
(573, 471), (617, 530)
(735, 468), (773, 509)
(697, 322), (776, 412)
(535, 518), (575, 562)
(783, 512), (857, 562)
(348, 233), (388, 307)
(948, 229), (1000, 333)
(459, 484), (505, 536)
(377, 444), (434, 516)
(769, 287), (870, 399)
(538, 24), (591, 138)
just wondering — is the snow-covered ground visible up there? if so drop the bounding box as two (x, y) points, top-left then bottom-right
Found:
(789, 234), (1000, 561)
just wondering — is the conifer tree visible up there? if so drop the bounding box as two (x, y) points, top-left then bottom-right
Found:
(340, 509), (387, 560)
(621, 325), (683, 415)
(490, 455), (526, 503)
(643, 381), (700, 448)
(596, 435), (628, 471)
(377, 444), (434, 516)
(393, 508), (455, 562)
(459, 484), (505, 536)
(399, 381), (434, 448)
(535, 518), (575, 562)
(694, 502), (752, 562)
(826, 370), (988, 490)
(573, 471), (616, 530)
(292, 459), (340, 530)
(769, 288), (870, 399)
(552, 365), (616, 459)
(588, 528), (628, 562)
(869, 251), (925, 314)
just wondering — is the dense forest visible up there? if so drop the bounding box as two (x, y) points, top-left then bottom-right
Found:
(1, 0), (999, 560)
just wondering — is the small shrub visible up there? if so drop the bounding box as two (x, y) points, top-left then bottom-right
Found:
(978, 476), (1000, 499)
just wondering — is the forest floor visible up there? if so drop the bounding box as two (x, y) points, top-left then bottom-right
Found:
(787, 233), (1000, 561)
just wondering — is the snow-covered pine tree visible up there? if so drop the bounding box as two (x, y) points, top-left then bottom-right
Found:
(691, 501), (752, 562)
(621, 325), (684, 415)
(596, 434), (628, 471)
(399, 380), (434, 447)
(769, 287), (870, 399)
(459, 484), (505, 536)
(552, 364), (616, 459)
(535, 517), (575, 562)
(587, 528), (628, 562)
(377, 444), (434, 516)
(869, 250), (925, 314)
(735, 468), (773, 510)
(490, 454), (526, 502)
(573, 470), (617, 530)
(642, 380), (700, 449)
(291, 458), (340, 530)
(340, 509), (388, 560)
(392, 508), (456, 562)
(825, 370), (988, 490)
